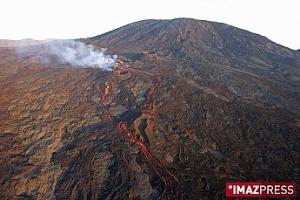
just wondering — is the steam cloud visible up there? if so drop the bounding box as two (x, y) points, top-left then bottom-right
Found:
(16, 39), (117, 71)
(48, 40), (117, 70)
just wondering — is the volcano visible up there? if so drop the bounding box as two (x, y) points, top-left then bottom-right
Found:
(0, 18), (299, 200)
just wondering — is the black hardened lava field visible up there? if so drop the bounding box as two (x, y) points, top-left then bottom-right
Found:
(0, 18), (299, 199)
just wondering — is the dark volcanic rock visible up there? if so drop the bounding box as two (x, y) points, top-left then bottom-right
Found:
(0, 18), (300, 199)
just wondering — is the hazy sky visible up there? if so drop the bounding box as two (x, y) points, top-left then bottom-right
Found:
(0, 0), (299, 49)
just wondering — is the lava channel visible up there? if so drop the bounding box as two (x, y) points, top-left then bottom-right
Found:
(102, 63), (183, 199)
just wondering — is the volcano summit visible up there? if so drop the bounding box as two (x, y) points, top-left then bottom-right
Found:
(0, 18), (299, 200)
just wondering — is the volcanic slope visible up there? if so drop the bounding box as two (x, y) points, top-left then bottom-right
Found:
(0, 18), (300, 199)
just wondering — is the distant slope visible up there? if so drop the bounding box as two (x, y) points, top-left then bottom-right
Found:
(0, 39), (50, 47)
(92, 18), (300, 114)
(92, 18), (298, 61)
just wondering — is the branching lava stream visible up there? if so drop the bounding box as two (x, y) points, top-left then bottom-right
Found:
(103, 63), (183, 200)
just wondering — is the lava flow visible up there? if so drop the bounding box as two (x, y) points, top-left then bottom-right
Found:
(117, 122), (183, 200)
(143, 76), (162, 112)
(103, 81), (110, 98)
(103, 63), (183, 200)
(102, 80), (113, 121)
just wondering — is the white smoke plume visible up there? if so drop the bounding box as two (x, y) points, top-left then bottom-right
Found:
(15, 39), (117, 71)
(47, 40), (117, 70)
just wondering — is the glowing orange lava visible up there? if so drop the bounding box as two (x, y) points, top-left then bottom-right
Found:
(102, 63), (183, 199)
(143, 76), (162, 112)
(117, 121), (183, 200)
(103, 81), (110, 98)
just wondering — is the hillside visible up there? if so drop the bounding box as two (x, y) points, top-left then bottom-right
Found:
(0, 18), (299, 199)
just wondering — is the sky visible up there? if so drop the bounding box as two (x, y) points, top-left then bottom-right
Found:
(0, 0), (299, 50)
